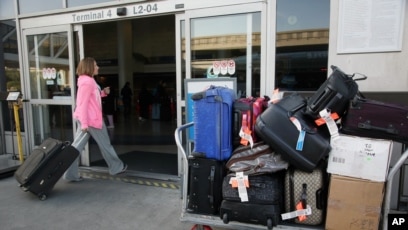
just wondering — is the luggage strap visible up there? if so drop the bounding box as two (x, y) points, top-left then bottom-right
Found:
(208, 166), (215, 205)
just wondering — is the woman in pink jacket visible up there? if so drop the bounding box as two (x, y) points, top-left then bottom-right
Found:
(63, 57), (127, 181)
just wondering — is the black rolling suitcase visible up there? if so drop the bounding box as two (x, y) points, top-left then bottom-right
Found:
(254, 94), (331, 172)
(187, 157), (226, 214)
(14, 138), (79, 200)
(220, 200), (281, 230)
(220, 173), (284, 229)
(305, 65), (366, 120)
(340, 97), (408, 144)
(222, 173), (284, 204)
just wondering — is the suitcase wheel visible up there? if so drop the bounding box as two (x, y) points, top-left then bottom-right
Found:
(266, 218), (273, 230)
(222, 213), (229, 224)
(38, 193), (47, 201)
(19, 185), (29, 192)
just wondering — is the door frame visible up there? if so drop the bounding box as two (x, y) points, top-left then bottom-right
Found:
(21, 24), (80, 156)
(174, 2), (266, 175)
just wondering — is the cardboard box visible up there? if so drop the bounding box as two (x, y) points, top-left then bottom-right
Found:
(327, 134), (393, 182)
(326, 175), (385, 230)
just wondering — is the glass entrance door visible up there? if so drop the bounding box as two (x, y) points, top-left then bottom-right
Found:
(174, 3), (265, 173)
(22, 25), (77, 149)
(183, 4), (265, 98)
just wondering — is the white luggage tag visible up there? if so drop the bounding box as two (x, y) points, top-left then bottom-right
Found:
(236, 172), (249, 202)
(239, 113), (254, 148)
(319, 109), (339, 142)
(281, 205), (312, 220)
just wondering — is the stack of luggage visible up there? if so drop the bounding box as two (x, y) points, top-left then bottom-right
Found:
(187, 65), (408, 229)
(186, 85), (235, 215)
(220, 143), (287, 229)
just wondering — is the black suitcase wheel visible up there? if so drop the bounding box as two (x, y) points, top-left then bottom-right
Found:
(266, 218), (273, 230)
(19, 185), (29, 192)
(222, 213), (229, 224)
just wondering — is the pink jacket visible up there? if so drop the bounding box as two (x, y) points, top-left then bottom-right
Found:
(73, 75), (107, 129)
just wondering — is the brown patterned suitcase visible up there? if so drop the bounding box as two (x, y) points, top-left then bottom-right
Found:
(283, 167), (328, 226)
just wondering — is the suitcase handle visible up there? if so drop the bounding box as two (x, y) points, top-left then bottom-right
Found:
(315, 188), (324, 209)
(358, 122), (399, 135)
(330, 65), (368, 82)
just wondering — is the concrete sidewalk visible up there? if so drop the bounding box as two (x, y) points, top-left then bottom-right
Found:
(0, 170), (193, 230)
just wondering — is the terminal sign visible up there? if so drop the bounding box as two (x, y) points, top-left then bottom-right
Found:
(72, 2), (178, 23)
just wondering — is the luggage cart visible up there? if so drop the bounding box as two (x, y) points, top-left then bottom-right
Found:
(175, 122), (325, 230)
(175, 122), (408, 230)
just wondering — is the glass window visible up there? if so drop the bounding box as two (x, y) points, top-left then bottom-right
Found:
(1, 20), (22, 133)
(19, 0), (62, 14)
(68, 0), (112, 8)
(190, 13), (261, 97)
(275, 0), (330, 91)
(0, 0), (15, 19)
(1, 20), (22, 159)
(26, 32), (72, 99)
(31, 104), (73, 145)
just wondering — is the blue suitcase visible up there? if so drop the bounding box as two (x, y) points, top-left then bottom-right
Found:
(191, 86), (236, 160)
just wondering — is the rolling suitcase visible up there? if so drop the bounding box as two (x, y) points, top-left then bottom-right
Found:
(222, 173), (284, 204)
(187, 157), (226, 215)
(220, 200), (281, 230)
(191, 85), (236, 160)
(283, 167), (328, 226)
(305, 65), (366, 120)
(14, 138), (79, 200)
(340, 97), (408, 144)
(233, 96), (269, 147)
(254, 94), (331, 172)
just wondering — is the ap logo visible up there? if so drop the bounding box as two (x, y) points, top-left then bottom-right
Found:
(388, 214), (408, 230)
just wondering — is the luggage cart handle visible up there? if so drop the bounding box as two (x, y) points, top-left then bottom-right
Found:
(174, 122), (194, 160)
(383, 148), (408, 230)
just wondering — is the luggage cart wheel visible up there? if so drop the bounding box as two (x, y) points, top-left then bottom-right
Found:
(191, 224), (212, 230)
(38, 193), (47, 201)
(222, 213), (229, 224)
(266, 218), (273, 230)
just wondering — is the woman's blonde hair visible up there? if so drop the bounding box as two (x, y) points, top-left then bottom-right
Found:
(76, 57), (96, 76)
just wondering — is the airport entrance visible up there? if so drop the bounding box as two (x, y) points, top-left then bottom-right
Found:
(1, 1), (265, 178)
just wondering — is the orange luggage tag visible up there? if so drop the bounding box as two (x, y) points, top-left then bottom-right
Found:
(296, 184), (308, 221)
(314, 112), (339, 126)
(229, 176), (249, 188)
